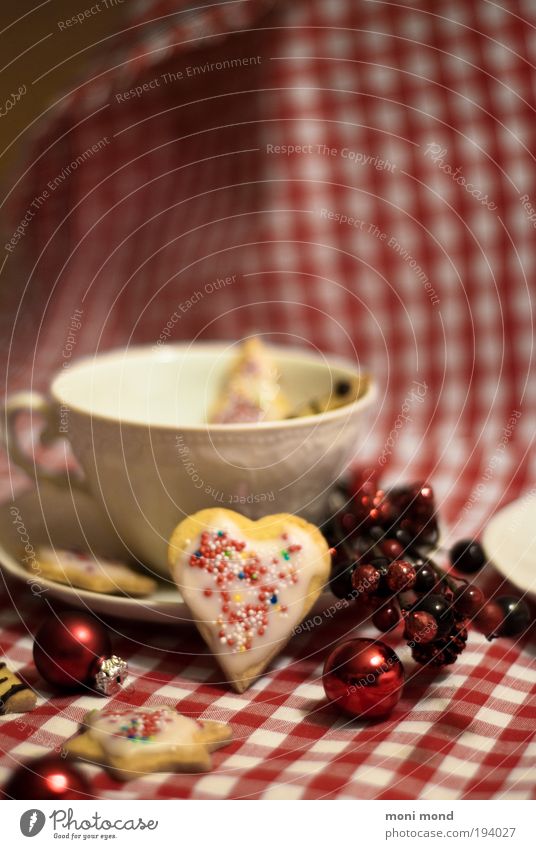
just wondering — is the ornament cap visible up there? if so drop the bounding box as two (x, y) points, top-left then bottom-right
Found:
(94, 655), (128, 696)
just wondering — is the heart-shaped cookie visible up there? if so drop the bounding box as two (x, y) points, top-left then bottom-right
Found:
(168, 509), (331, 692)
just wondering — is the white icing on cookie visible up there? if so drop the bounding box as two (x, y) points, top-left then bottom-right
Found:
(175, 514), (327, 678)
(87, 706), (201, 760)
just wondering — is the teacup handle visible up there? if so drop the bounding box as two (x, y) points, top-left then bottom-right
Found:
(1, 391), (89, 492)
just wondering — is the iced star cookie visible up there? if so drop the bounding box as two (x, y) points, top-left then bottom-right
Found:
(24, 547), (157, 597)
(0, 661), (37, 715)
(209, 338), (289, 423)
(168, 509), (331, 692)
(64, 705), (232, 781)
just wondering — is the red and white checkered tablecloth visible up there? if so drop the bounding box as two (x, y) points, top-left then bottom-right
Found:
(1, 0), (535, 799)
(0, 579), (535, 800)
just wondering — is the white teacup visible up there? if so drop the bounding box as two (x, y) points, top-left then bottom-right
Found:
(2, 343), (376, 576)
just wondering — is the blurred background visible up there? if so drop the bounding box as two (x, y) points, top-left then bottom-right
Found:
(0, 0), (127, 182)
(1, 0), (535, 535)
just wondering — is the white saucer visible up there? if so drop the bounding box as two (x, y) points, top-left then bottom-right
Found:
(0, 482), (191, 624)
(483, 492), (536, 600)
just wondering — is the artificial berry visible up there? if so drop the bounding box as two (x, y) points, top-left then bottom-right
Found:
(369, 557), (390, 569)
(386, 560), (416, 592)
(352, 564), (380, 595)
(394, 482), (439, 548)
(353, 478), (393, 528)
(388, 483), (411, 510)
(474, 601), (503, 637)
(412, 483), (435, 522)
(340, 512), (358, 533)
(329, 562), (356, 599)
(349, 467), (379, 500)
(411, 619), (468, 666)
(368, 525), (385, 542)
(405, 610), (438, 644)
(369, 491), (393, 525)
(372, 603), (400, 632)
(351, 537), (376, 559)
(380, 538), (405, 560)
(450, 539), (486, 574)
(495, 596), (531, 637)
(413, 593), (454, 637)
(453, 584), (485, 618)
(413, 559), (438, 593)
(394, 527), (414, 550)
(391, 482), (435, 522)
(369, 557), (393, 597)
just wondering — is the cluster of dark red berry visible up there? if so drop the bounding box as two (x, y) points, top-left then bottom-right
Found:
(326, 468), (532, 668)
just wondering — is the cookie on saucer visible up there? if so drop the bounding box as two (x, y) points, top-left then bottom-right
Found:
(24, 546), (157, 597)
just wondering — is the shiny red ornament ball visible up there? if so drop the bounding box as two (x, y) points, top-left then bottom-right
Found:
(3, 756), (91, 800)
(33, 611), (126, 694)
(323, 638), (404, 719)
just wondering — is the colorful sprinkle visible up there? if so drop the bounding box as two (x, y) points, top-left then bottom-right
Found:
(108, 708), (172, 743)
(189, 529), (302, 654)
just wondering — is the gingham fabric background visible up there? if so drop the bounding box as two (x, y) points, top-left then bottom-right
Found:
(0, 0), (535, 799)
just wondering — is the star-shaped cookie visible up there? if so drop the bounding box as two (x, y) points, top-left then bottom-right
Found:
(64, 705), (232, 781)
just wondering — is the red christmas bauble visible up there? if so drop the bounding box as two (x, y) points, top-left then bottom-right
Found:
(323, 638), (404, 719)
(33, 611), (127, 695)
(3, 756), (91, 800)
